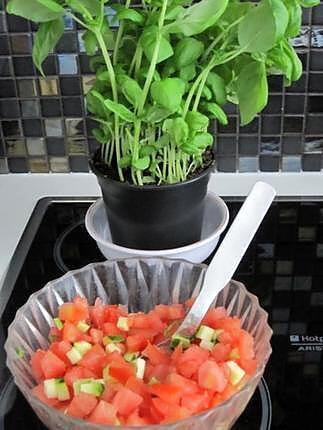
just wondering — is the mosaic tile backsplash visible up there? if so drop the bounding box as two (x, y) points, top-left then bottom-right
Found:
(0, 1), (323, 173)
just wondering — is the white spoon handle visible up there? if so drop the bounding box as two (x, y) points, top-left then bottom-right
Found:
(177, 181), (276, 336)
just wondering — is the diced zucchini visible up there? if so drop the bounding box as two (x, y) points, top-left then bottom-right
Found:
(53, 318), (64, 330)
(200, 339), (215, 351)
(44, 379), (58, 399)
(74, 341), (92, 356)
(170, 334), (191, 349)
(56, 380), (70, 401)
(229, 347), (240, 360)
(213, 329), (224, 340)
(135, 357), (146, 379)
(148, 376), (159, 385)
(73, 379), (92, 395)
(105, 343), (122, 353)
(195, 325), (216, 342)
(66, 347), (83, 364)
(226, 360), (246, 386)
(103, 335), (125, 346)
(15, 346), (25, 359)
(116, 317), (129, 331)
(80, 380), (104, 397)
(124, 352), (139, 362)
(77, 321), (90, 333)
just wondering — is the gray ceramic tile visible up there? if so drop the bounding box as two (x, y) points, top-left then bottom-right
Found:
(0, 157), (9, 173)
(21, 100), (40, 117)
(26, 138), (45, 156)
(29, 157), (49, 173)
(39, 78), (58, 96)
(65, 118), (84, 136)
(18, 79), (37, 97)
(45, 119), (63, 137)
(282, 156), (302, 172)
(239, 157), (259, 172)
(49, 156), (70, 172)
(5, 139), (26, 156)
(67, 138), (88, 154)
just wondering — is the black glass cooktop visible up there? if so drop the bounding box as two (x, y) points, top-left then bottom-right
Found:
(1, 196), (323, 429)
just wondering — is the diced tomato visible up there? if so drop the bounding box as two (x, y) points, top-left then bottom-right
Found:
(49, 327), (62, 342)
(146, 364), (174, 383)
(109, 360), (135, 384)
(88, 400), (117, 425)
(218, 382), (236, 402)
(79, 344), (106, 377)
(176, 345), (209, 378)
(126, 409), (151, 426)
(149, 383), (182, 404)
(30, 350), (46, 382)
(32, 384), (60, 407)
(103, 322), (123, 336)
(59, 298), (89, 324)
(49, 340), (72, 366)
(142, 343), (170, 366)
(211, 343), (231, 362)
(100, 383), (122, 402)
(198, 360), (228, 392)
(90, 298), (105, 329)
(126, 334), (148, 352)
(41, 350), (66, 379)
(202, 307), (227, 327)
(238, 357), (258, 374)
(128, 327), (160, 340)
(161, 406), (191, 424)
(64, 365), (97, 387)
(167, 304), (185, 320)
(185, 298), (195, 309)
(112, 387), (143, 417)
(67, 392), (98, 418)
(218, 331), (233, 345)
(215, 317), (241, 334)
(154, 305), (169, 322)
(238, 330), (255, 360)
(104, 305), (127, 323)
(62, 321), (83, 343)
(74, 296), (90, 319)
(151, 397), (178, 417)
(181, 391), (210, 413)
(90, 328), (103, 344)
(125, 376), (147, 397)
(166, 373), (199, 396)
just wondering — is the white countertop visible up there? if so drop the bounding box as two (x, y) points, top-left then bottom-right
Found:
(1, 171), (322, 289)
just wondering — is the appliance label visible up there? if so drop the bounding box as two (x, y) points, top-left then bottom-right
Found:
(289, 335), (323, 351)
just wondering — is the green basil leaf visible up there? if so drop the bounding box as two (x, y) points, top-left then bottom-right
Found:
(221, 2), (254, 25)
(32, 17), (64, 75)
(92, 128), (107, 144)
(37, 0), (64, 13)
(104, 99), (136, 122)
(238, 1), (276, 52)
(165, 0), (229, 36)
(142, 176), (156, 184)
(285, 0), (302, 37)
(119, 155), (132, 168)
(140, 145), (156, 157)
(88, 90), (108, 117)
(201, 85), (212, 101)
(298, 0), (320, 7)
(66, 0), (100, 18)
(115, 6), (144, 24)
(155, 135), (170, 148)
(151, 78), (186, 112)
(179, 64), (196, 81)
(144, 106), (172, 123)
(266, 44), (293, 81)
(267, 0), (289, 40)
(7, 0), (63, 22)
(206, 72), (227, 106)
(83, 30), (97, 56)
(181, 142), (200, 155)
(191, 132), (213, 149)
(118, 75), (143, 108)
(186, 111), (209, 131)
(205, 102), (228, 125)
(173, 118), (189, 146)
(237, 60), (268, 125)
(140, 26), (174, 64)
(282, 40), (302, 81)
(133, 156), (150, 170)
(174, 37), (204, 68)
(165, 5), (185, 20)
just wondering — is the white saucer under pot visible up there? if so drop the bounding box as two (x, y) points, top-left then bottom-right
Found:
(85, 193), (229, 264)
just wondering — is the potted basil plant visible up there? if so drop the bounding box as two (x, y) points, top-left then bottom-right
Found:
(7, 0), (318, 250)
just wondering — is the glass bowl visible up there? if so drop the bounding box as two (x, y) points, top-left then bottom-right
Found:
(5, 258), (272, 430)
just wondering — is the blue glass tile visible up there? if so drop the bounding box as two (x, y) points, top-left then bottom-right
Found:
(58, 54), (78, 75)
(63, 13), (74, 30)
(282, 156), (302, 172)
(239, 157), (259, 172)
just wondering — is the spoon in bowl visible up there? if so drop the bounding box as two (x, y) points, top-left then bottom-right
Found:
(165, 181), (276, 345)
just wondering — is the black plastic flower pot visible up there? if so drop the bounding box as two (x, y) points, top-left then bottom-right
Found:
(90, 157), (215, 250)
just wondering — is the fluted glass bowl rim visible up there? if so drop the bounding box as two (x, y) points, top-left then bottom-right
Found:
(5, 257), (273, 429)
